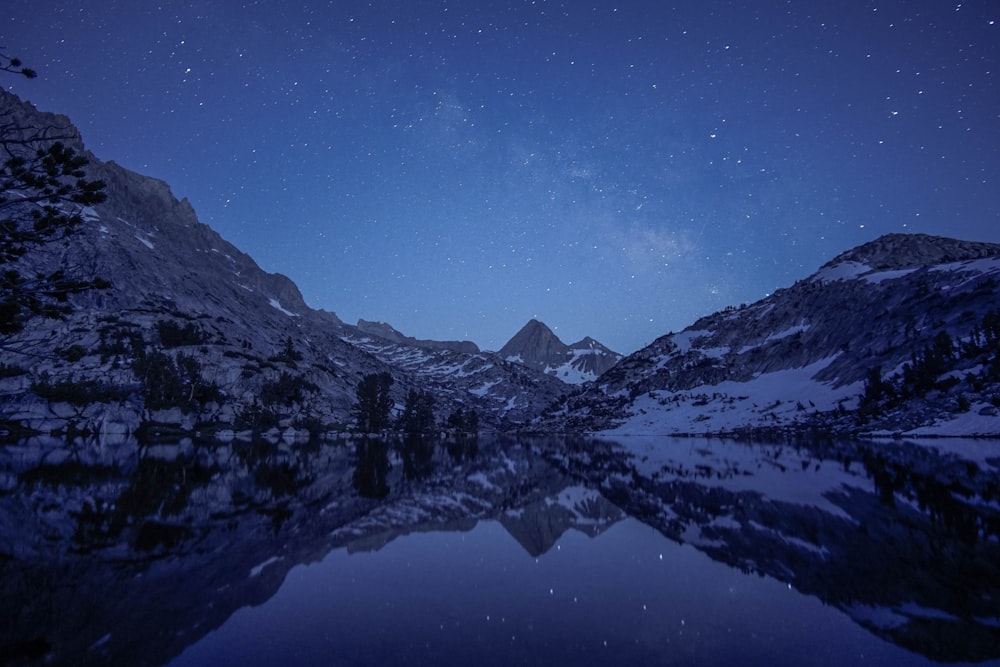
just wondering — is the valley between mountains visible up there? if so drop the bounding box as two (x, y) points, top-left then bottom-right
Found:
(2, 88), (1000, 440)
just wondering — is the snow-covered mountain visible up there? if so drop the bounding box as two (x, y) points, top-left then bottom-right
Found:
(499, 319), (622, 384)
(540, 234), (1000, 437)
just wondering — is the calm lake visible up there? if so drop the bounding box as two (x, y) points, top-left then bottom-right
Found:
(2, 434), (998, 666)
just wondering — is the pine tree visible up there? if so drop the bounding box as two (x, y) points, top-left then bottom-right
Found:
(398, 389), (436, 435)
(1, 55), (108, 342)
(354, 372), (394, 433)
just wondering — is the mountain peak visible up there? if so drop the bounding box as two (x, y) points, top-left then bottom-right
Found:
(822, 233), (1000, 272)
(499, 320), (622, 384)
(570, 336), (611, 352)
(500, 320), (565, 363)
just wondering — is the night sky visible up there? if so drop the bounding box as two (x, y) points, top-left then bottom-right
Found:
(5, 1), (999, 353)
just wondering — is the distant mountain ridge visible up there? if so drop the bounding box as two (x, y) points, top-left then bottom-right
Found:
(499, 319), (622, 384)
(355, 319), (480, 354)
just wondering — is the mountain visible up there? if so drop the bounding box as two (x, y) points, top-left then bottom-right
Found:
(499, 319), (622, 384)
(540, 233), (1000, 437)
(0, 89), (567, 436)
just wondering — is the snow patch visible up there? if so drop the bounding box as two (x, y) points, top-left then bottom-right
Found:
(811, 261), (871, 283)
(135, 233), (154, 250)
(470, 380), (501, 397)
(932, 256), (1000, 277)
(467, 472), (498, 489)
(606, 356), (861, 436)
(862, 268), (918, 283)
(269, 298), (299, 317)
(672, 329), (713, 353)
(612, 436), (863, 521)
(250, 555), (282, 577)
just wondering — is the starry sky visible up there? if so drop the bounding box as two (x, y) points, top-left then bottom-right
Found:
(5, 1), (999, 353)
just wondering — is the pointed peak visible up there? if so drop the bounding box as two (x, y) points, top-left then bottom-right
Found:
(569, 336), (617, 355)
(500, 319), (567, 360)
(518, 318), (556, 335)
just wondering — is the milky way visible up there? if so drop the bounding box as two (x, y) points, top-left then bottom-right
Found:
(5, 1), (999, 352)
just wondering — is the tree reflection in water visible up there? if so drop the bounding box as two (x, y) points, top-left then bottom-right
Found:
(352, 439), (390, 499)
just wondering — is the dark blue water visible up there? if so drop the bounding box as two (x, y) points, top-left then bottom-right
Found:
(169, 517), (940, 667)
(2, 434), (998, 666)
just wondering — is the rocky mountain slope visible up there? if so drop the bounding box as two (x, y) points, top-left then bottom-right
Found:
(499, 319), (622, 384)
(0, 89), (569, 437)
(539, 234), (1000, 437)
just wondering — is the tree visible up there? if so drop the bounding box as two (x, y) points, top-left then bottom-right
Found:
(353, 440), (390, 498)
(1, 54), (108, 343)
(447, 406), (479, 435)
(858, 366), (890, 421)
(398, 389), (436, 435)
(0, 53), (37, 79)
(354, 372), (393, 433)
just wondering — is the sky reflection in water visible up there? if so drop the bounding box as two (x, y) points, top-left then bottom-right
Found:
(170, 516), (937, 667)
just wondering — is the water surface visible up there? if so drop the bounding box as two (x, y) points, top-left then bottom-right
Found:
(1, 434), (997, 666)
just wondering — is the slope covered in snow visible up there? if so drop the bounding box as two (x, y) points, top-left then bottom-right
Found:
(540, 234), (1000, 437)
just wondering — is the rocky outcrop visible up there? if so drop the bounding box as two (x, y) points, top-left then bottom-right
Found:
(823, 232), (1000, 271)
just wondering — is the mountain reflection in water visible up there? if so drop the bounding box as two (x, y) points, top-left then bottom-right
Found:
(1, 434), (998, 666)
